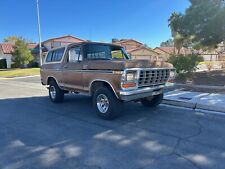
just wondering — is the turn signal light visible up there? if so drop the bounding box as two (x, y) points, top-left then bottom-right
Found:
(167, 79), (174, 83)
(122, 83), (136, 88)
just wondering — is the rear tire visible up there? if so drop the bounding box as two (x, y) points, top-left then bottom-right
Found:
(93, 87), (122, 120)
(49, 80), (64, 103)
(141, 94), (163, 107)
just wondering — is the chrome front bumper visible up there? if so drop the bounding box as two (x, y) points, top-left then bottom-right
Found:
(119, 85), (165, 101)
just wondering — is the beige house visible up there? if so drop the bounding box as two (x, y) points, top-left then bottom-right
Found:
(112, 39), (160, 61)
(42, 35), (86, 50)
(0, 43), (13, 68)
(127, 46), (161, 61)
(35, 35), (86, 63)
(154, 47), (194, 61)
(153, 47), (171, 61)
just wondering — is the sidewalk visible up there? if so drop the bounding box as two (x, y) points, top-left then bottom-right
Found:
(163, 90), (225, 113)
(0, 75), (40, 79)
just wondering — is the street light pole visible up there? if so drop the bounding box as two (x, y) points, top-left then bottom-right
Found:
(36, 0), (42, 66)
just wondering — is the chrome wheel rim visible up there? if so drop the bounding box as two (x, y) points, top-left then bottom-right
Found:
(50, 86), (56, 99)
(97, 94), (109, 114)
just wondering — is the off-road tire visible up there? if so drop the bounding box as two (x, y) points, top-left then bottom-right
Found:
(49, 80), (64, 103)
(93, 87), (122, 120)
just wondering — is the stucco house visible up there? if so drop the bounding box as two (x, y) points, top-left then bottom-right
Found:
(34, 35), (86, 63)
(0, 43), (39, 69)
(154, 47), (194, 61)
(41, 35), (85, 51)
(0, 43), (13, 68)
(153, 47), (172, 61)
(112, 39), (161, 61)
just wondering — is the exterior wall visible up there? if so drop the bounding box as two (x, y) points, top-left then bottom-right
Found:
(114, 41), (142, 50)
(200, 54), (219, 61)
(43, 37), (85, 50)
(153, 48), (170, 61)
(129, 49), (160, 61)
(43, 41), (52, 50)
(0, 54), (12, 68)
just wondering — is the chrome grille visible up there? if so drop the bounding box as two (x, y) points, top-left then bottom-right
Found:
(138, 69), (170, 88)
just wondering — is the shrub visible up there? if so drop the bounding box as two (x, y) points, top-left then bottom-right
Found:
(168, 54), (203, 73)
(11, 38), (34, 68)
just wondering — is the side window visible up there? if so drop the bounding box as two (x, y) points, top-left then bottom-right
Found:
(46, 51), (53, 62)
(111, 50), (123, 59)
(68, 47), (82, 63)
(46, 48), (65, 62)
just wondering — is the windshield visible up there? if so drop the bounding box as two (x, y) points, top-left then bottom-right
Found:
(84, 44), (130, 60)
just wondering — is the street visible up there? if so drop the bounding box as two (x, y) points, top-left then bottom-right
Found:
(0, 76), (225, 169)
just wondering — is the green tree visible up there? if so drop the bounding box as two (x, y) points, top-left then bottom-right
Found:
(168, 12), (188, 54)
(11, 38), (34, 67)
(160, 39), (174, 47)
(4, 36), (19, 44)
(168, 54), (203, 73)
(170, 0), (225, 49)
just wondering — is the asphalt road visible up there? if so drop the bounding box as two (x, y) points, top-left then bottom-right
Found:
(0, 76), (225, 169)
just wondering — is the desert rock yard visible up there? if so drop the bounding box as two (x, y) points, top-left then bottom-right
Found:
(175, 69), (225, 86)
(174, 69), (225, 93)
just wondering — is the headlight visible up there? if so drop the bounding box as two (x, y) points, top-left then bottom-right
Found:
(169, 70), (176, 79)
(126, 72), (136, 81)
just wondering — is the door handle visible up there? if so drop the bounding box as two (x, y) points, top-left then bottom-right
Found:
(64, 65), (68, 69)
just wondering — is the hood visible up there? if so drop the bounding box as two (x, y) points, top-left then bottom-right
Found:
(86, 59), (173, 70)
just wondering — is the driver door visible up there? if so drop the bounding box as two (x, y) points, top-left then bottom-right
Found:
(62, 45), (84, 91)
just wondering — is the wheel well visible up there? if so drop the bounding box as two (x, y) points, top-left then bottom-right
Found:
(90, 81), (116, 96)
(47, 77), (56, 85)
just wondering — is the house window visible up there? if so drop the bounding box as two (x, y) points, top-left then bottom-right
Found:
(51, 42), (61, 48)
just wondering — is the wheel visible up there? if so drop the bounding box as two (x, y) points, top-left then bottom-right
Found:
(49, 80), (64, 103)
(93, 87), (122, 120)
(141, 93), (163, 107)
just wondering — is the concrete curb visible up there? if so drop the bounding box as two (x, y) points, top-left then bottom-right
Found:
(176, 83), (225, 90)
(162, 99), (196, 109)
(196, 104), (225, 113)
(0, 75), (40, 80)
(163, 97), (225, 113)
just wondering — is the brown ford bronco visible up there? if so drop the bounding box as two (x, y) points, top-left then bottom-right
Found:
(41, 42), (175, 119)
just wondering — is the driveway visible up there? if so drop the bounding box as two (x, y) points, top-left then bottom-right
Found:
(0, 76), (225, 169)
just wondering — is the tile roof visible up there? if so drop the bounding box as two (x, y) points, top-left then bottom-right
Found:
(0, 43), (14, 54)
(42, 35), (86, 44)
(155, 47), (192, 55)
(113, 39), (143, 46)
(27, 43), (38, 49)
(126, 46), (159, 55)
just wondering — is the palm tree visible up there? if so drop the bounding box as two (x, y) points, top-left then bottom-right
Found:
(168, 12), (184, 55)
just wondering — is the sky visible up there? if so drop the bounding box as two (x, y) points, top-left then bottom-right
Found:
(0, 0), (190, 48)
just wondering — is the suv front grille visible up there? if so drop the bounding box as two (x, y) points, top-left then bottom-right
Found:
(138, 69), (170, 88)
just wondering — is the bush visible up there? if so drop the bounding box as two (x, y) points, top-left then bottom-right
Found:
(168, 54), (203, 73)
(28, 61), (39, 68)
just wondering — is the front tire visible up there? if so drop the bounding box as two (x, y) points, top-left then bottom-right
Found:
(141, 93), (163, 107)
(93, 87), (122, 120)
(49, 80), (64, 103)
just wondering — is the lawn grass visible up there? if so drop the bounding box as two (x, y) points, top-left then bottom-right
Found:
(0, 68), (40, 78)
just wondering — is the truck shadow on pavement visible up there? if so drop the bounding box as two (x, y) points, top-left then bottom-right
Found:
(0, 95), (225, 169)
